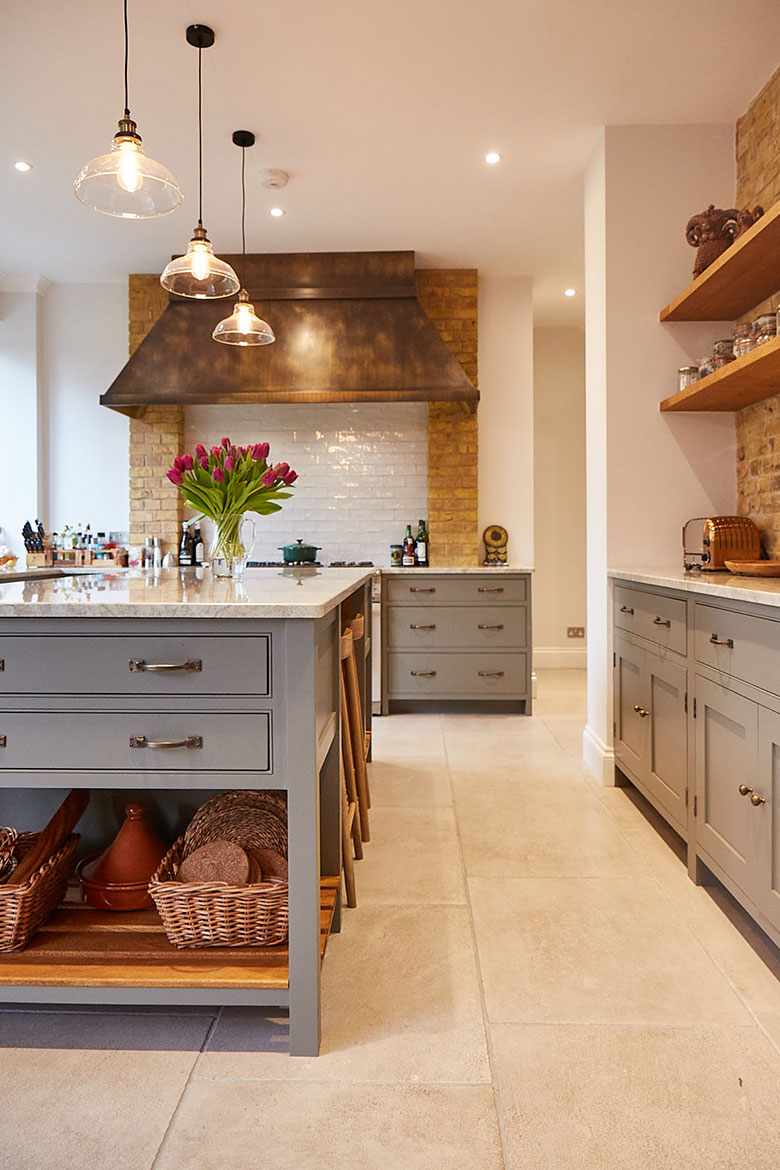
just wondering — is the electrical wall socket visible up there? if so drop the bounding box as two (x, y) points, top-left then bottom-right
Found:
(567, 626), (585, 639)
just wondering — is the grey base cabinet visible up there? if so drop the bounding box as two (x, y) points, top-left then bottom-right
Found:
(613, 579), (780, 951)
(382, 572), (532, 713)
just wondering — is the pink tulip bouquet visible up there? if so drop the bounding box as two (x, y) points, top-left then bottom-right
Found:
(166, 437), (298, 575)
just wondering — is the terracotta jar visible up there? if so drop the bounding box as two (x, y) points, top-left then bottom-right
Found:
(78, 804), (168, 911)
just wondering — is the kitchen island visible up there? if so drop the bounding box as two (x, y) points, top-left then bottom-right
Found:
(0, 566), (374, 1056)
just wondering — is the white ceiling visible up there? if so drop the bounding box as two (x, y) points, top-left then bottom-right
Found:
(2, 0), (778, 324)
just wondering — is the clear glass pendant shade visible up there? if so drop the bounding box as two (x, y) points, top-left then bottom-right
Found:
(212, 290), (275, 346)
(160, 226), (240, 299)
(74, 121), (182, 219)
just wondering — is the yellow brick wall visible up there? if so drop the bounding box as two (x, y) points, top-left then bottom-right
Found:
(127, 276), (183, 549)
(416, 270), (479, 566)
(735, 65), (780, 554)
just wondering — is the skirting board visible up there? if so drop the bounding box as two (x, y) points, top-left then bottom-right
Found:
(534, 646), (587, 669)
(582, 724), (615, 785)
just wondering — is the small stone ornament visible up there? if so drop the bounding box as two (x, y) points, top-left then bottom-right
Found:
(483, 524), (508, 566)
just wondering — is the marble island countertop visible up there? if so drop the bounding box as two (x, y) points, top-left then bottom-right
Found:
(610, 567), (780, 609)
(0, 566), (374, 619)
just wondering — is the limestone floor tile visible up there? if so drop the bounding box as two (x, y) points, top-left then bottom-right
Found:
(155, 1081), (504, 1170)
(357, 806), (466, 904)
(0, 1046), (201, 1170)
(539, 714), (588, 758)
(368, 758), (453, 806)
(372, 714), (445, 761)
(449, 760), (591, 803)
(454, 789), (646, 877)
(468, 875), (752, 1025)
(491, 1023), (780, 1170)
(198, 905), (490, 1082)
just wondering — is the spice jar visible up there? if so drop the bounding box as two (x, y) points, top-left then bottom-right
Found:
(698, 356), (713, 379)
(678, 366), (699, 392)
(734, 322), (754, 358)
(712, 338), (735, 359)
(753, 313), (777, 346)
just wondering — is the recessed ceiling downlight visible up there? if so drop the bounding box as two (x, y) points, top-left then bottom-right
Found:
(13, 161), (32, 172)
(485, 152), (501, 165)
(269, 207), (285, 217)
(564, 288), (576, 297)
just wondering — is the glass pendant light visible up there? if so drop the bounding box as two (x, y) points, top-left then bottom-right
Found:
(160, 26), (239, 299)
(74, 0), (182, 218)
(213, 131), (275, 347)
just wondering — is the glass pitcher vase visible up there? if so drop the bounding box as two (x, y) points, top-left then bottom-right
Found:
(208, 513), (256, 579)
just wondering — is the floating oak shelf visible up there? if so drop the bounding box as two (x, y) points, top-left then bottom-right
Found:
(0, 877), (338, 990)
(659, 200), (780, 322)
(660, 335), (780, 412)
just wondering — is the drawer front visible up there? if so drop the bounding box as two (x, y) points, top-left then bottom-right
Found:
(0, 711), (271, 772)
(614, 586), (686, 653)
(388, 605), (527, 650)
(388, 651), (528, 697)
(0, 635), (270, 697)
(695, 603), (780, 694)
(385, 575), (527, 605)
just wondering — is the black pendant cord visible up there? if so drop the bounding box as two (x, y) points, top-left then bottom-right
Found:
(241, 145), (247, 290)
(123, 0), (130, 116)
(197, 44), (203, 228)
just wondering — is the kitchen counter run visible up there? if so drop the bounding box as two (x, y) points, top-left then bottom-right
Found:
(0, 566), (374, 619)
(384, 565), (533, 574)
(610, 567), (780, 609)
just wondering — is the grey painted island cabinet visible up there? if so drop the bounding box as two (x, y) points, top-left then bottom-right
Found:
(611, 570), (780, 950)
(382, 570), (532, 713)
(0, 567), (374, 1057)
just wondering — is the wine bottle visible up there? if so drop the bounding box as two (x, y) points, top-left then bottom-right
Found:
(193, 525), (204, 566)
(402, 524), (416, 567)
(415, 519), (429, 568)
(179, 523), (193, 567)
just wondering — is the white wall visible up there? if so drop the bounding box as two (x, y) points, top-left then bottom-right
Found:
(584, 124), (737, 783)
(185, 403), (428, 566)
(0, 285), (45, 561)
(478, 275), (534, 567)
(533, 327), (586, 666)
(43, 283), (128, 535)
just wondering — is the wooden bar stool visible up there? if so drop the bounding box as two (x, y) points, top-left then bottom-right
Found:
(340, 630), (363, 908)
(340, 616), (371, 842)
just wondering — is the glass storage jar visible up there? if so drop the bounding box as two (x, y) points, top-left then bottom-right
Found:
(734, 322), (754, 358)
(753, 313), (777, 346)
(678, 366), (699, 392)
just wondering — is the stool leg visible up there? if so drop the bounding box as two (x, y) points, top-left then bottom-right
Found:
(340, 686), (364, 861)
(343, 648), (371, 842)
(341, 776), (357, 908)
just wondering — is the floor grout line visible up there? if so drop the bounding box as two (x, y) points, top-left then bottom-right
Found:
(148, 1007), (224, 1170)
(443, 719), (512, 1170)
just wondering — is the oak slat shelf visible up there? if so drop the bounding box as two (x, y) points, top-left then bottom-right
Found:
(0, 876), (338, 989)
(660, 335), (780, 412)
(659, 200), (780, 322)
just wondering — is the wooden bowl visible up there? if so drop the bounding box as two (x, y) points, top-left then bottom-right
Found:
(724, 560), (780, 577)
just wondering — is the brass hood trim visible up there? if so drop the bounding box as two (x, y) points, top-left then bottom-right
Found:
(101, 251), (478, 416)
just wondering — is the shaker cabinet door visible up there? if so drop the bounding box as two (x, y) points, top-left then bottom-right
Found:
(695, 676), (760, 901)
(613, 635), (646, 782)
(645, 650), (688, 835)
(756, 707), (780, 935)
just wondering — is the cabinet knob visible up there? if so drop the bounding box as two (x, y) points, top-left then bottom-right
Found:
(738, 784), (753, 796)
(750, 792), (766, 807)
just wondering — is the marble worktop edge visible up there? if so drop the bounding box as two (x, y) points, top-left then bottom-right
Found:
(0, 567), (375, 619)
(609, 567), (780, 608)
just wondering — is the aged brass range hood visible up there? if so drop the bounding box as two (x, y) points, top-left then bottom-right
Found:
(100, 251), (478, 417)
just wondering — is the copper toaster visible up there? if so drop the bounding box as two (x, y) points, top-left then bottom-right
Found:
(682, 516), (761, 571)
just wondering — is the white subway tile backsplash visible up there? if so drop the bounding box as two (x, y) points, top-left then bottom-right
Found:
(184, 403), (428, 567)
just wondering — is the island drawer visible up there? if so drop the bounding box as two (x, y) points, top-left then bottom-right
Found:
(0, 710), (271, 773)
(695, 603), (780, 693)
(388, 605), (527, 650)
(388, 651), (528, 697)
(614, 586), (687, 654)
(0, 634), (271, 697)
(385, 576), (527, 605)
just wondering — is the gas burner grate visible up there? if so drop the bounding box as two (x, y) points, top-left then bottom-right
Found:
(247, 560), (322, 568)
(329, 561), (375, 568)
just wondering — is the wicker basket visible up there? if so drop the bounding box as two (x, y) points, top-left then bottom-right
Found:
(150, 791), (289, 950)
(0, 831), (79, 952)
